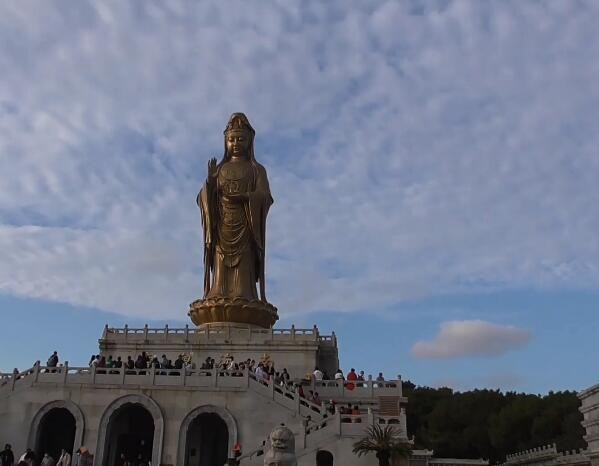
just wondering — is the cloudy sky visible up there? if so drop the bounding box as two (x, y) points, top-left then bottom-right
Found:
(1, 1), (598, 393)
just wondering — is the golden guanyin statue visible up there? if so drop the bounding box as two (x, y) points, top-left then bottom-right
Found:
(188, 113), (278, 328)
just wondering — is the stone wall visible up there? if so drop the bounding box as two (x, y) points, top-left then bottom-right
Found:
(580, 383), (599, 466)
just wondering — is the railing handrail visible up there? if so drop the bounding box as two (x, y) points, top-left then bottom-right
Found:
(100, 325), (337, 345)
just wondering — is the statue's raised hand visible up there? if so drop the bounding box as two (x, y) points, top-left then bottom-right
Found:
(207, 157), (218, 181)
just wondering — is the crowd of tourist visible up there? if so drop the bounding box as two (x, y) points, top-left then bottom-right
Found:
(0, 445), (78, 466)
(4, 351), (388, 390)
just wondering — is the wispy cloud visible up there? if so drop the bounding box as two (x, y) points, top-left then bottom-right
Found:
(1, 2), (598, 319)
(412, 320), (531, 359)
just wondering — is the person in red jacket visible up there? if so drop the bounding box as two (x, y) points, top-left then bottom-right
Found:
(346, 368), (358, 391)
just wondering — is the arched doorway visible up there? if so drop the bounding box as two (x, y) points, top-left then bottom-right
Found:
(29, 401), (84, 460)
(35, 408), (76, 460)
(185, 413), (228, 466)
(104, 404), (154, 466)
(96, 394), (164, 466)
(177, 405), (238, 466)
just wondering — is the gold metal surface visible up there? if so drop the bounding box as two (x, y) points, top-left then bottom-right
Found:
(189, 113), (278, 328)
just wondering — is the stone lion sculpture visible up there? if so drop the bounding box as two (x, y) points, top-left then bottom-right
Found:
(263, 424), (297, 466)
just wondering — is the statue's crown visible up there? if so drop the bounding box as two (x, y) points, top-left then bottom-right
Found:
(224, 112), (255, 134)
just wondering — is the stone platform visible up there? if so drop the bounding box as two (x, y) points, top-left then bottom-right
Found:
(99, 324), (340, 379)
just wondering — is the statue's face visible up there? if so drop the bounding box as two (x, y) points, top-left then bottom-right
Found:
(226, 130), (251, 157)
(270, 427), (294, 451)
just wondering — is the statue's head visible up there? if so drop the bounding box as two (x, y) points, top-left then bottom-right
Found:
(224, 113), (255, 160)
(269, 425), (295, 453)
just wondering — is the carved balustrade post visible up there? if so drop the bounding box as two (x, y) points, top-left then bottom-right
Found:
(63, 361), (69, 384)
(33, 362), (40, 383)
(301, 420), (307, 448)
(367, 407), (374, 426)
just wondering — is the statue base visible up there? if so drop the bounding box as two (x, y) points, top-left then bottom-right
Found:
(188, 296), (279, 329)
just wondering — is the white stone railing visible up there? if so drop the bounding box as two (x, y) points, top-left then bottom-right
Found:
(505, 444), (557, 462)
(0, 364), (403, 402)
(101, 324), (337, 346)
(298, 408), (407, 449)
(500, 443), (589, 466)
(0, 364), (253, 393)
(312, 377), (403, 398)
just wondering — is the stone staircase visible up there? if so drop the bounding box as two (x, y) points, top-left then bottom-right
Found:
(247, 372), (327, 421)
(378, 395), (401, 416)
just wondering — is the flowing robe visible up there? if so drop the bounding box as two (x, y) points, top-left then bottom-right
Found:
(198, 158), (272, 301)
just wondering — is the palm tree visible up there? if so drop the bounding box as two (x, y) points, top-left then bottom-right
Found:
(352, 424), (412, 466)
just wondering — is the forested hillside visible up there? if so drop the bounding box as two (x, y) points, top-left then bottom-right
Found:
(403, 381), (586, 463)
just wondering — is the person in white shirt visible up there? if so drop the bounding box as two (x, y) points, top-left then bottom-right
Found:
(57, 449), (71, 466)
(313, 367), (323, 381)
(334, 369), (344, 380)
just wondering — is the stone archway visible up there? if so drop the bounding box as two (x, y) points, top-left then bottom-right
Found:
(28, 400), (85, 457)
(96, 394), (164, 466)
(177, 405), (238, 466)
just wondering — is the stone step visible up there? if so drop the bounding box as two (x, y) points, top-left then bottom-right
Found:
(378, 396), (401, 416)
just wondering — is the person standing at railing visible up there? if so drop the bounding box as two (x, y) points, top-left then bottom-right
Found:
(110, 356), (122, 374)
(96, 356), (106, 375)
(151, 357), (160, 371)
(334, 369), (344, 382)
(357, 370), (365, 387)
(47, 351), (59, 373)
(255, 363), (266, 381)
(346, 368), (357, 391)
(313, 367), (323, 381)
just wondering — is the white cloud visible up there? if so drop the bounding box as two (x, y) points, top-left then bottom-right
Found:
(412, 320), (531, 359)
(1, 2), (599, 319)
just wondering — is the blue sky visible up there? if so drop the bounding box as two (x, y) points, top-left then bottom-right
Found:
(1, 1), (598, 394)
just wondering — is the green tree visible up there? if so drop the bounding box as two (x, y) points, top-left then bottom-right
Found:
(353, 424), (412, 466)
(402, 381), (586, 463)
